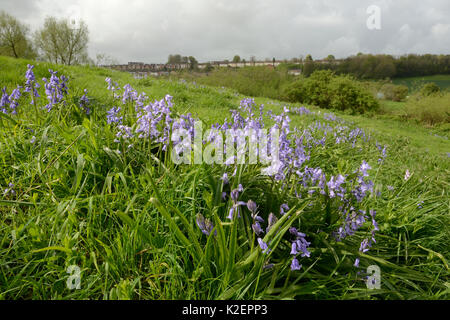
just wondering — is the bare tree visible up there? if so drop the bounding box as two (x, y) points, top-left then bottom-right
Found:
(0, 11), (35, 59)
(34, 16), (89, 65)
(95, 53), (119, 66)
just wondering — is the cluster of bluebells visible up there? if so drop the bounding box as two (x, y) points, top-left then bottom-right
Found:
(122, 84), (138, 105)
(79, 89), (90, 114)
(1, 86), (21, 114)
(353, 210), (379, 267)
(246, 200), (270, 254)
(42, 70), (68, 112)
(3, 183), (16, 197)
(289, 227), (311, 270)
(323, 112), (345, 123)
(106, 106), (123, 125)
(104, 81), (176, 150)
(291, 106), (313, 116)
(1, 87), (10, 114)
(105, 77), (121, 99)
(100, 79), (381, 270)
(136, 94), (174, 150)
(375, 142), (387, 163)
(220, 101), (378, 268)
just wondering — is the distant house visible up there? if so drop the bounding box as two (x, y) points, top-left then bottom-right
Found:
(102, 59), (308, 75)
(288, 69), (302, 76)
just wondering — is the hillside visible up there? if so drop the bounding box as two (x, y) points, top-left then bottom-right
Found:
(0, 56), (449, 299)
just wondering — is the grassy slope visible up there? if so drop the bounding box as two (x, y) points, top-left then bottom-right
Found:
(1, 56), (449, 299)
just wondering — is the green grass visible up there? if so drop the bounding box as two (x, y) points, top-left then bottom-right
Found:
(0, 56), (449, 300)
(393, 75), (450, 91)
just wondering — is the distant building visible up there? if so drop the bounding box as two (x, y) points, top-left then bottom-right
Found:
(101, 58), (341, 76)
(288, 69), (302, 76)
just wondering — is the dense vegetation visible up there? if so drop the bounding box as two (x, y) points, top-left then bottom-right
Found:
(290, 54), (450, 79)
(283, 70), (379, 113)
(177, 66), (293, 100)
(0, 56), (449, 300)
(171, 66), (450, 127)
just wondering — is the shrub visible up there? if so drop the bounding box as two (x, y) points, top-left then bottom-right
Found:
(380, 83), (409, 101)
(329, 76), (379, 112)
(419, 82), (441, 97)
(283, 70), (379, 113)
(404, 92), (450, 125)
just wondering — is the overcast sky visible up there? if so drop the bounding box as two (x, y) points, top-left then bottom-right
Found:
(1, 0), (449, 63)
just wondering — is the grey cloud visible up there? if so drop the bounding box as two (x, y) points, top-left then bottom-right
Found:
(1, 0), (449, 63)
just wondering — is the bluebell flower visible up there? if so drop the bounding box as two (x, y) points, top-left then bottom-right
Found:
(247, 200), (257, 215)
(280, 203), (289, 215)
(252, 222), (264, 235)
(257, 238), (270, 254)
(196, 214), (215, 236)
(220, 173), (229, 185)
(3, 183), (15, 196)
(227, 187), (246, 219)
(266, 213), (277, 233)
(290, 258), (302, 271)
(79, 89), (90, 114)
(106, 106), (123, 124)
(25, 64), (40, 104)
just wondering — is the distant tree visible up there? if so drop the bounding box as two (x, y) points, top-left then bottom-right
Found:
(0, 11), (36, 59)
(303, 54), (314, 76)
(419, 82), (441, 96)
(167, 54), (182, 64)
(188, 56), (198, 70)
(373, 55), (396, 79)
(250, 56), (256, 65)
(326, 54), (335, 61)
(95, 53), (118, 66)
(204, 62), (213, 72)
(242, 58), (246, 66)
(34, 16), (89, 65)
(232, 55), (241, 63)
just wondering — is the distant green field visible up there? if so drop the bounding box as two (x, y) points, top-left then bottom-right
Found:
(393, 75), (450, 91)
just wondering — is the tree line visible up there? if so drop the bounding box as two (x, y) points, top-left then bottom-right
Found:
(167, 54), (198, 69)
(299, 53), (450, 79)
(0, 11), (89, 65)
